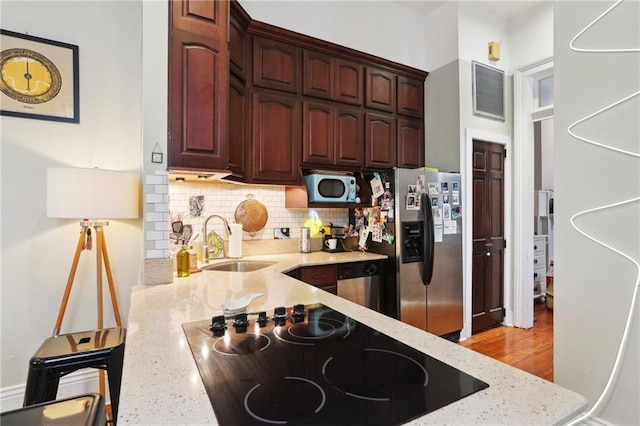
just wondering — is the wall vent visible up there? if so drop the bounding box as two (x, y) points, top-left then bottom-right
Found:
(472, 61), (505, 121)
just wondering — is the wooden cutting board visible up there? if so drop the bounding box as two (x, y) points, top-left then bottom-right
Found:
(234, 197), (268, 236)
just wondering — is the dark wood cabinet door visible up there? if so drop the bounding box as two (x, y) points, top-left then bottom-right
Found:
(253, 36), (300, 94)
(228, 76), (247, 179)
(303, 50), (333, 100)
(365, 113), (396, 169)
(302, 101), (334, 166)
(334, 59), (363, 106)
(251, 91), (301, 184)
(171, 0), (227, 39)
(397, 76), (424, 118)
(229, 10), (247, 80)
(299, 265), (337, 294)
(365, 67), (395, 112)
(168, 28), (228, 170)
(397, 118), (424, 168)
(335, 106), (364, 168)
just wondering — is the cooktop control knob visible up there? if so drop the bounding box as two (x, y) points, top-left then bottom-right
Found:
(292, 304), (306, 322)
(233, 313), (249, 331)
(365, 262), (378, 275)
(257, 311), (268, 326)
(273, 306), (287, 326)
(210, 315), (227, 336)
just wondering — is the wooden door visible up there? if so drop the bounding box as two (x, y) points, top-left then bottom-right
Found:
(168, 0), (229, 171)
(365, 67), (395, 112)
(365, 113), (396, 169)
(472, 140), (506, 332)
(251, 91), (300, 184)
(397, 76), (424, 118)
(397, 118), (424, 168)
(302, 50), (333, 100)
(334, 59), (363, 105)
(252, 36), (300, 94)
(334, 106), (363, 168)
(302, 101), (334, 166)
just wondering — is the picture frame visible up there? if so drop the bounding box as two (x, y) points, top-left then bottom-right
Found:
(0, 30), (79, 123)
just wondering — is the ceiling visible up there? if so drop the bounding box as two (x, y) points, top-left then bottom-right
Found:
(393, 0), (546, 20)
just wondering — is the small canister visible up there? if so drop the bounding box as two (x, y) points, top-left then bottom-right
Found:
(300, 227), (311, 253)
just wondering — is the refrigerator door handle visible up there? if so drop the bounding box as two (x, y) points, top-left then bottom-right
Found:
(421, 192), (434, 285)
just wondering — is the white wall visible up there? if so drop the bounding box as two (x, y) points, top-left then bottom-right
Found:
(508, 2), (553, 72)
(554, 1), (639, 424)
(0, 1), (143, 390)
(239, 0), (428, 71)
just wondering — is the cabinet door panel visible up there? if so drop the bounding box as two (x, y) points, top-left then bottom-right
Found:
(365, 113), (396, 169)
(252, 91), (300, 183)
(397, 119), (424, 168)
(253, 37), (300, 94)
(303, 51), (333, 100)
(335, 107), (363, 168)
(229, 13), (247, 80)
(335, 59), (363, 105)
(397, 76), (424, 118)
(303, 101), (334, 166)
(228, 76), (247, 178)
(169, 30), (228, 170)
(365, 67), (395, 112)
(171, 0), (227, 38)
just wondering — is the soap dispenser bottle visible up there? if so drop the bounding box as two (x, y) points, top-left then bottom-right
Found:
(176, 245), (190, 277)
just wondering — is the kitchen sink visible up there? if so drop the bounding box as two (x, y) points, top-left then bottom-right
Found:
(201, 260), (276, 272)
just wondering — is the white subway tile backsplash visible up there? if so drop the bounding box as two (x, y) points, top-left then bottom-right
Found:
(146, 193), (164, 204)
(145, 175), (164, 185)
(146, 212), (164, 222)
(154, 221), (169, 231)
(168, 181), (348, 241)
(146, 249), (165, 259)
(146, 230), (165, 241)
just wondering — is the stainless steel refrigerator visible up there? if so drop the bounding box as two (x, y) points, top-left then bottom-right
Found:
(358, 168), (463, 341)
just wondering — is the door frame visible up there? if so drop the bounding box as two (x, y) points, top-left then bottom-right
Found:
(461, 128), (511, 340)
(513, 57), (554, 329)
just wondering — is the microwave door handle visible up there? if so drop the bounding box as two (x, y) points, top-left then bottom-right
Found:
(421, 193), (434, 285)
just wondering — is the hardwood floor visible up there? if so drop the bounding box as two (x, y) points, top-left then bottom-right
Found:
(459, 302), (554, 382)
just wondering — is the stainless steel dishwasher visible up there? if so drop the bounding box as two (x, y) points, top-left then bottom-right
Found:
(336, 261), (380, 311)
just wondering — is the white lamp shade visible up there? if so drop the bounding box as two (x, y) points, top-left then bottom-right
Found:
(47, 167), (140, 219)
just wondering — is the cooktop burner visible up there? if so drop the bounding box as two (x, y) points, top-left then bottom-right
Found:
(182, 303), (488, 425)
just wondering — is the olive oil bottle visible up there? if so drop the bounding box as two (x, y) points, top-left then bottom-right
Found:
(176, 245), (190, 277)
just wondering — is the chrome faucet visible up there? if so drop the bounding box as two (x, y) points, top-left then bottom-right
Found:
(202, 214), (232, 262)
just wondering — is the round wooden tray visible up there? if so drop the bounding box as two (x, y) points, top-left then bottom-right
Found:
(234, 196), (268, 236)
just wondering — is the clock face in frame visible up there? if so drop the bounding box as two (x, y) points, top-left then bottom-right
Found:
(0, 48), (62, 104)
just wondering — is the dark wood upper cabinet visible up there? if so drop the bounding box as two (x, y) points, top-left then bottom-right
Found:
(228, 76), (247, 179)
(397, 118), (424, 168)
(302, 101), (334, 166)
(253, 36), (300, 94)
(365, 112), (396, 169)
(334, 106), (363, 168)
(334, 59), (363, 106)
(397, 76), (424, 118)
(168, 0), (229, 171)
(365, 67), (395, 113)
(302, 102), (363, 169)
(251, 90), (301, 184)
(303, 50), (333, 100)
(171, 0), (227, 38)
(229, 4), (249, 81)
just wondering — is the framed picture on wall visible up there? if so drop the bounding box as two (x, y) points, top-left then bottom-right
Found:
(0, 29), (79, 123)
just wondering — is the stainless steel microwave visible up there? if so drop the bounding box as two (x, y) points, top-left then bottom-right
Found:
(304, 173), (357, 203)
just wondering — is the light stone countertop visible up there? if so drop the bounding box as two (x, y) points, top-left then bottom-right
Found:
(119, 251), (587, 425)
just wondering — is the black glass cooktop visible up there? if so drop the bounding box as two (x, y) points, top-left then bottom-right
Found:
(182, 303), (488, 425)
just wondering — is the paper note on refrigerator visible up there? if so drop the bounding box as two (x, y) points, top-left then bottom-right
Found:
(434, 225), (444, 242)
(444, 220), (457, 234)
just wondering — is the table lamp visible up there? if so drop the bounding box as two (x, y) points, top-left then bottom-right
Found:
(47, 167), (139, 335)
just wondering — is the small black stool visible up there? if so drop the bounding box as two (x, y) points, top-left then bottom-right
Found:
(23, 328), (126, 424)
(3, 393), (106, 426)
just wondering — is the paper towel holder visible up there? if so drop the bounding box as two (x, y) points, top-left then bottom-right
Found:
(227, 223), (244, 258)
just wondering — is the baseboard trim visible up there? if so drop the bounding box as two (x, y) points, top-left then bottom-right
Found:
(0, 370), (100, 412)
